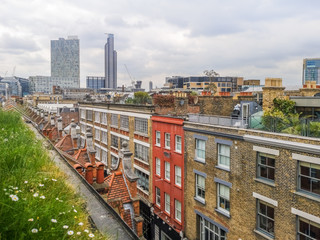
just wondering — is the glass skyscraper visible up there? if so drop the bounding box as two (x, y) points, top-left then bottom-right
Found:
(51, 36), (80, 88)
(104, 34), (117, 89)
(303, 58), (320, 85)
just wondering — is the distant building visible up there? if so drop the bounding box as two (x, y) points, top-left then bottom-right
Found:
(149, 81), (153, 92)
(86, 76), (105, 90)
(0, 77), (22, 97)
(303, 58), (320, 85)
(105, 34), (117, 89)
(51, 36), (80, 88)
(165, 76), (243, 93)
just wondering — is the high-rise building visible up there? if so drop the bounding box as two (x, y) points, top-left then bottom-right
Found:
(86, 76), (105, 90)
(104, 34), (117, 89)
(51, 36), (80, 88)
(303, 58), (320, 85)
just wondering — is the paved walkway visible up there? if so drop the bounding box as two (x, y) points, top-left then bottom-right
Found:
(28, 123), (134, 240)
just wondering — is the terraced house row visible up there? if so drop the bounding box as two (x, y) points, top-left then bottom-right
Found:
(77, 100), (320, 240)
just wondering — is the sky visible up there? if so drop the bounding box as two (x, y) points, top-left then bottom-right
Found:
(1, 0), (320, 89)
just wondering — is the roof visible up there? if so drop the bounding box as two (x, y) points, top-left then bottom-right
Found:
(104, 171), (131, 204)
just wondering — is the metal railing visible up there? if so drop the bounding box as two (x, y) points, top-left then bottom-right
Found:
(188, 114), (248, 128)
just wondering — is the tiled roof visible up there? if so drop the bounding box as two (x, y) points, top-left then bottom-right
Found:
(55, 135), (74, 153)
(73, 148), (90, 166)
(105, 172), (131, 204)
(123, 209), (133, 229)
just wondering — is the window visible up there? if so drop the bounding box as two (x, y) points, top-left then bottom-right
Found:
(101, 113), (107, 125)
(87, 110), (93, 121)
(156, 158), (161, 176)
(95, 146), (100, 160)
(196, 174), (205, 201)
(111, 135), (118, 149)
(198, 215), (227, 240)
(111, 114), (118, 127)
(135, 118), (148, 134)
(155, 131), (161, 146)
(298, 217), (320, 239)
(111, 155), (118, 168)
(135, 169), (149, 192)
(195, 139), (206, 161)
(175, 166), (181, 187)
(217, 184), (230, 214)
(175, 135), (182, 153)
(101, 131), (108, 145)
(165, 162), (170, 181)
(101, 150), (107, 165)
(165, 193), (170, 214)
(156, 187), (161, 207)
(257, 201), (274, 237)
(120, 115), (129, 130)
(218, 144), (230, 169)
(95, 129), (100, 141)
(165, 133), (170, 149)
(95, 112), (100, 123)
(299, 162), (320, 196)
(175, 200), (181, 222)
(134, 143), (149, 163)
(257, 153), (275, 181)
(81, 109), (86, 119)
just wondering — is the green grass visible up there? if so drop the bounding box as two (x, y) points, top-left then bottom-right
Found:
(0, 110), (107, 240)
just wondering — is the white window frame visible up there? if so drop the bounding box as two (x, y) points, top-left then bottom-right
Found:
(175, 199), (181, 222)
(134, 117), (148, 135)
(101, 131), (108, 145)
(134, 143), (149, 163)
(156, 131), (161, 146)
(156, 158), (161, 176)
(217, 183), (230, 215)
(111, 114), (118, 127)
(165, 193), (170, 214)
(195, 174), (205, 201)
(120, 115), (129, 130)
(156, 187), (161, 207)
(95, 146), (100, 160)
(87, 110), (93, 121)
(95, 129), (100, 141)
(165, 133), (170, 149)
(175, 166), (181, 187)
(195, 139), (206, 162)
(101, 113), (107, 125)
(218, 144), (230, 170)
(175, 135), (182, 153)
(165, 161), (170, 181)
(101, 149), (107, 165)
(95, 111), (100, 123)
(81, 109), (86, 119)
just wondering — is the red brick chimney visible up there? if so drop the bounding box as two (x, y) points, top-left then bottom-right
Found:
(85, 127), (96, 165)
(96, 162), (105, 184)
(74, 164), (83, 174)
(57, 117), (63, 138)
(70, 120), (78, 149)
(85, 163), (93, 184)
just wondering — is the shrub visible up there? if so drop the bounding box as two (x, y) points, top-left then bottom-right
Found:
(153, 95), (175, 107)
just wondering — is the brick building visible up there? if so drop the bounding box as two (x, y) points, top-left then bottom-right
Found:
(78, 102), (154, 239)
(183, 114), (320, 240)
(151, 116), (185, 240)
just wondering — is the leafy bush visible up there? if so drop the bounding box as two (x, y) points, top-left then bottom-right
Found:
(0, 110), (106, 240)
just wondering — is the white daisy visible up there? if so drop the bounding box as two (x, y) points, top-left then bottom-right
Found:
(11, 195), (19, 201)
(88, 233), (94, 238)
(24, 181), (28, 184)
(77, 232), (81, 235)
(33, 193), (39, 197)
(31, 228), (38, 233)
(40, 196), (45, 199)
(39, 184), (44, 187)
(73, 209), (77, 213)
(78, 222), (84, 226)
(52, 179), (57, 182)
(51, 219), (57, 223)
(63, 225), (69, 229)
(84, 229), (89, 233)
(67, 230), (74, 235)
(28, 218), (34, 222)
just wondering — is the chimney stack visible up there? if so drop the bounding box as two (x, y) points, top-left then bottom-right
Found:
(96, 162), (105, 184)
(85, 163), (94, 184)
(85, 127), (96, 165)
(70, 120), (78, 149)
(50, 116), (55, 126)
(44, 112), (48, 122)
(74, 164), (83, 175)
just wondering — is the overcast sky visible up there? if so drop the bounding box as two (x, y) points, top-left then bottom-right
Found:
(1, 0), (320, 88)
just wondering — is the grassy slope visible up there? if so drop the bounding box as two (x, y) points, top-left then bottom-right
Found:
(0, 110), (107, 240)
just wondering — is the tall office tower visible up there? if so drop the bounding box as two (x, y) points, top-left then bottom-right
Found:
(104, 34), (117, 89)
(303, 58), (320, 85)
(51, 36), (80, 87)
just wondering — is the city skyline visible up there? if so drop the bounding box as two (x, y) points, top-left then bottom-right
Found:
(1, 1), (320, 89)
(104, 34), (117, 89)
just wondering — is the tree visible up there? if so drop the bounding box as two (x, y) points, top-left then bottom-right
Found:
(204, 69), (219, 94)
(132, 92), (151, 105)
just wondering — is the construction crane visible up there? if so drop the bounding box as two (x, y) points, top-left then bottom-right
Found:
(124, 64), (135, 88)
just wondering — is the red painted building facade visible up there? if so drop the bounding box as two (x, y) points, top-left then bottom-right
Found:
(151, 116), (185, 240)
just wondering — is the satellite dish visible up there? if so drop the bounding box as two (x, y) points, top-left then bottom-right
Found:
(180, 100), (185, 106)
